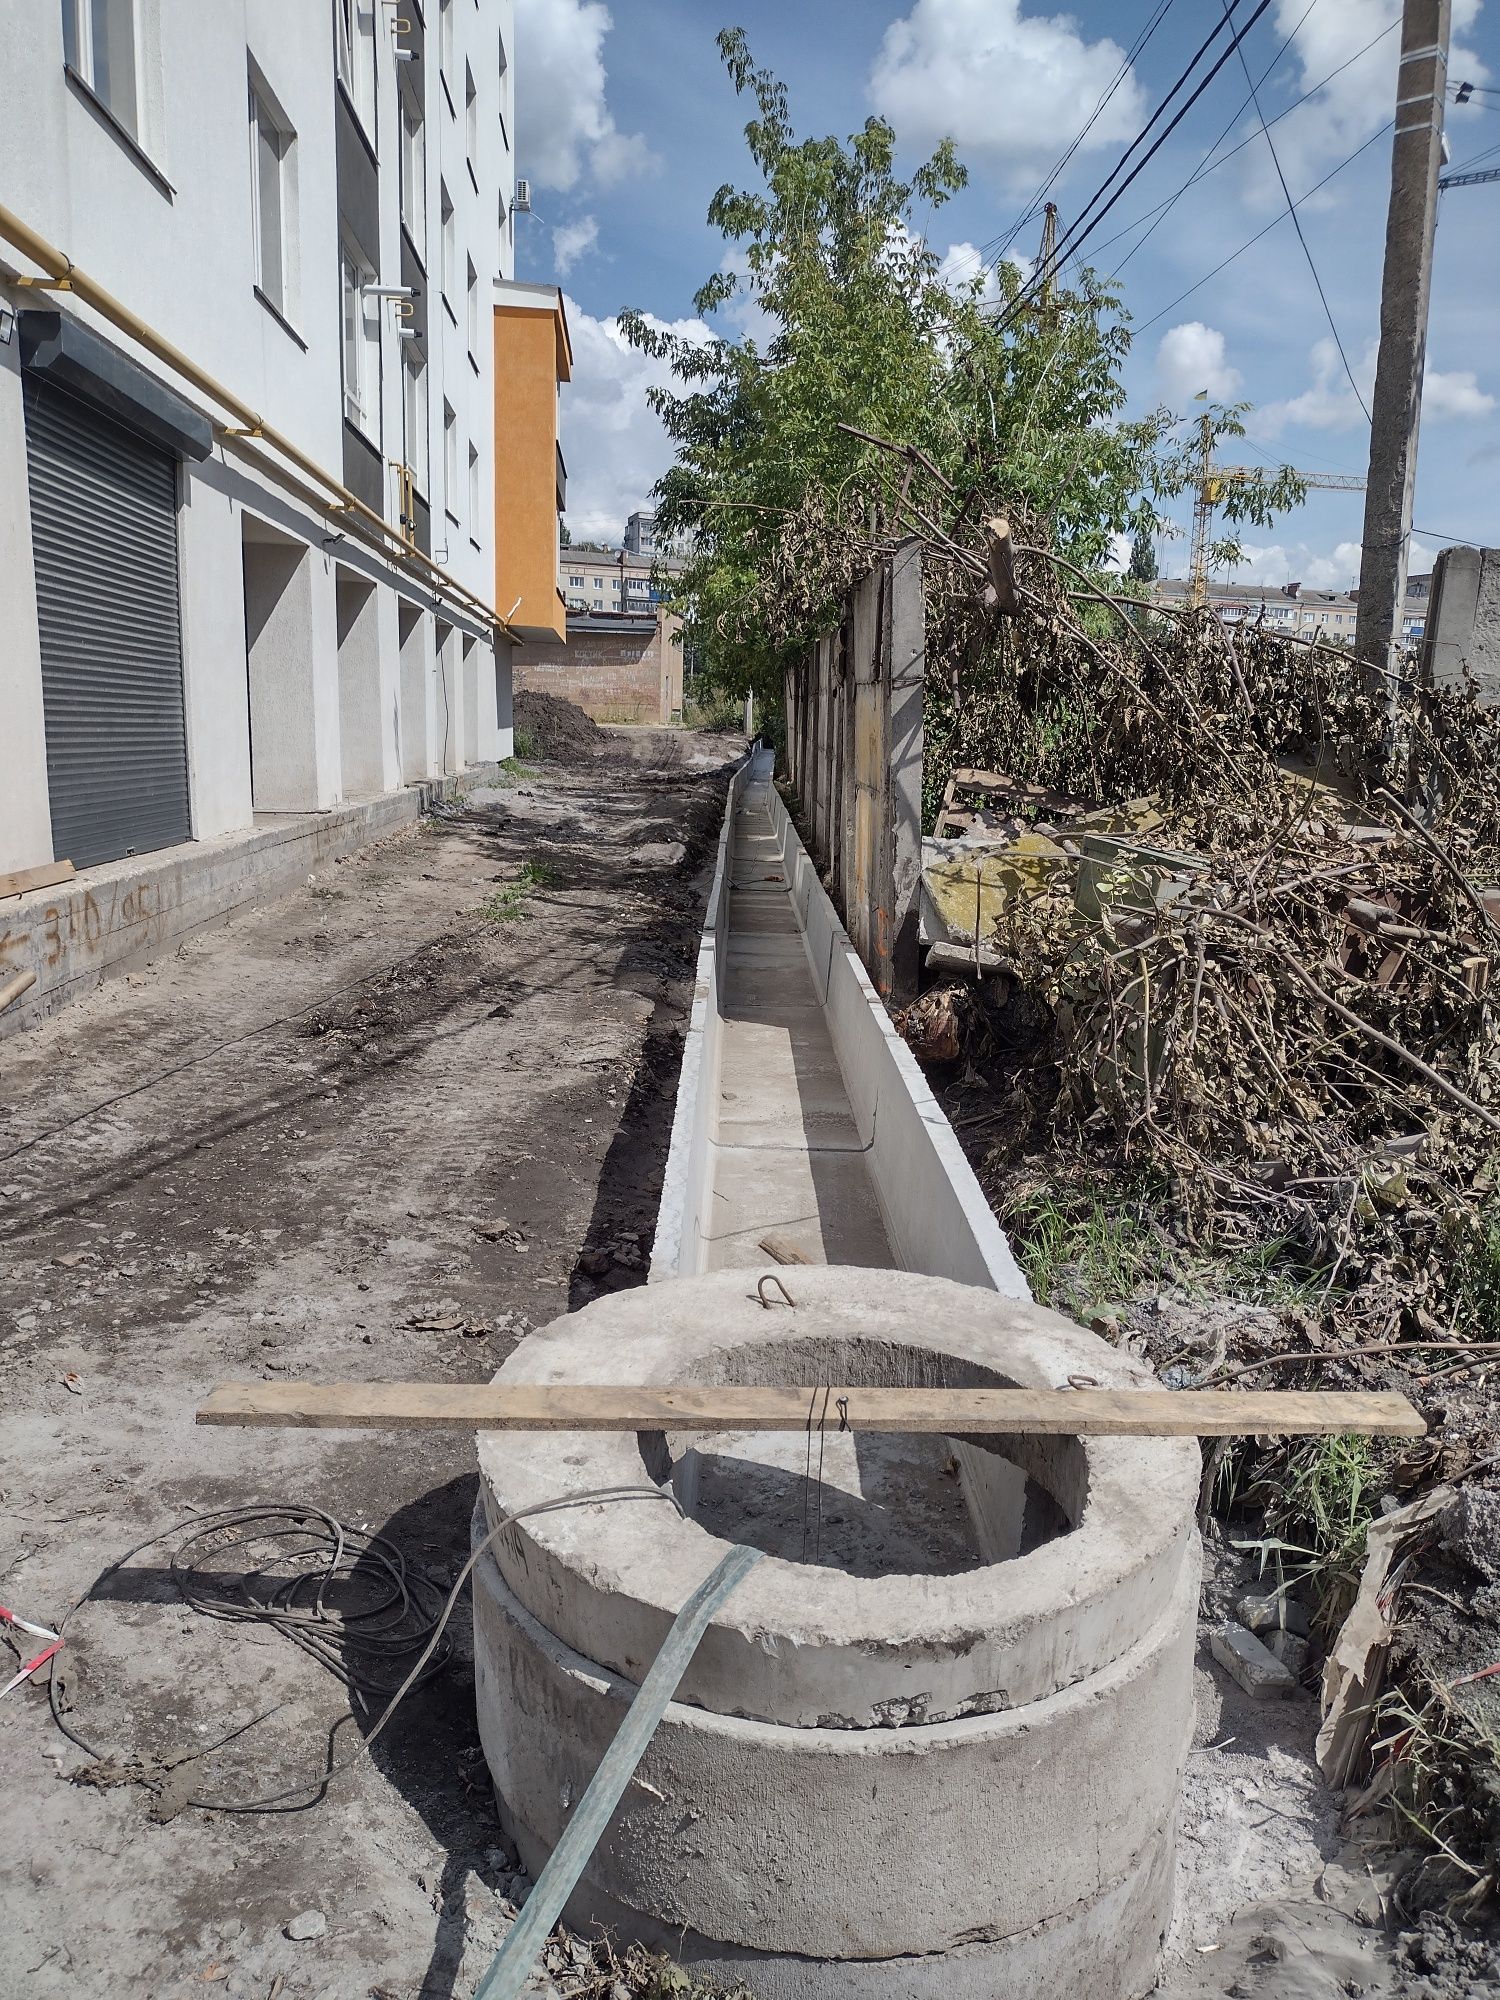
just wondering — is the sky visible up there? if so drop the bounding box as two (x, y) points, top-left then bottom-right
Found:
(512, 0), (1500, 588)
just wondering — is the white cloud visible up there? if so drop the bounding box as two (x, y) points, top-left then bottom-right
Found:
(513, 0), (657, 194)
(1252, 0), (1489, 198)
(557, 297), (714, 544)
(552, 215), (598, 276)
(1155, 322), (1242, 405)
(1424, 368), (1497, 421)
(1105, 530), (1134, 573)
(1161, 536), (1439, 592)
(868, 0), (1145, 180)
(1261, 337), (1496, 433)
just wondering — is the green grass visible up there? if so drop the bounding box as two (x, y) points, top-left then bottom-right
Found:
(1234, 1431), (1380, 1632)
(477, 860), (559, 922)
(1002, 1184), (1166, 1317)
(1454, 1210), (1500, 1338)
(511, 727), (542, 761)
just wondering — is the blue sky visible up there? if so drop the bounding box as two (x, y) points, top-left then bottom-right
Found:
(513, 0), (1500, 585)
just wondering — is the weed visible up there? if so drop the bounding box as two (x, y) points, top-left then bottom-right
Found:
(1240, 1431), (1379, 1632)
(497, 755), (539, 779)
(476, 861), (559, 922)
(1186, 1234), (1329, 1313)
(1002, 1183), (1166, 1316)
(512, 727), (541, 761)
(684, 691), (748, 733)
(1454, 1210), (1500, 1339)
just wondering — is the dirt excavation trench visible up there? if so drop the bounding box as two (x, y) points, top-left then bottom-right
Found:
(1, 720), (1494, 2000)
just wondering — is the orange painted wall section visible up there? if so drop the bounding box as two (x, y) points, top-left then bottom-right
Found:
(494, 300), (568, 643)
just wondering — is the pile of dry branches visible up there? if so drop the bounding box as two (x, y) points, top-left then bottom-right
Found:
(918, 526), (1500, 1342)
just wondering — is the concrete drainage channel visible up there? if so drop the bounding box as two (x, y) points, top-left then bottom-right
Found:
(471, 752), (1202, 1997)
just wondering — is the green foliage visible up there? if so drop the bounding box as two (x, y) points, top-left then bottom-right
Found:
(1127, 524), (1158, 584)
(620, 30), (1302, 710)
(508, 730), (541, 763)
(477, 861), (558, 922)
(1454, 1209), (1500, 1338)
(1003, 1183), (1167, 1317)
(1243, 1433), (1379, 1632)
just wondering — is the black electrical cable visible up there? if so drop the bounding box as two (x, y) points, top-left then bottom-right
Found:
(993, 0), (1276, 334)
(45, 1488), (679, 1816)
(1132, 119), (1394, 335)
(1024, 0), (1260, 286)
(1218, 0), (1372, 423)
(987, 0), (1182, 267)
(1094, 1), (1401, 289)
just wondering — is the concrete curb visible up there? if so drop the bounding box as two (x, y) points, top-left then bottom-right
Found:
(0, 764), (508, 1036)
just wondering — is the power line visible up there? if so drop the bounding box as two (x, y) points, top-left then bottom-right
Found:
(1133, 119), (1394, 335)
(989, 0), (1182, 268)
(1218, 0), (1372, 422)
(1092, 5), (1399, 281)
(993, 0), (1276, 334)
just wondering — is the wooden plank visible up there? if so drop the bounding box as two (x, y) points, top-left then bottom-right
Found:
(197, 1381), (1426, 1438)
(0, 859), (74, 902)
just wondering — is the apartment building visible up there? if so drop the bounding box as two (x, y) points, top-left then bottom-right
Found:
(0, 0), (523, 886)
(1149, 576), (1433, 646)
(562, 540), (688, 614)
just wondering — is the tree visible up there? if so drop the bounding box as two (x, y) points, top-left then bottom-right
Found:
(1127, 524), (1158, 584)
(559, 520), (572, 547)
(620, 31), (1300, 709)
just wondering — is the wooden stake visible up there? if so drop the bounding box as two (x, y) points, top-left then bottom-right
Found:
(197, 1380), (1425, 1438)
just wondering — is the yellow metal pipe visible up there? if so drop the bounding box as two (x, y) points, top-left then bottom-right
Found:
(0, 203), (513, 640)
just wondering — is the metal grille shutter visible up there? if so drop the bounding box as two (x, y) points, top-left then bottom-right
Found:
(24, 377), (191, 869)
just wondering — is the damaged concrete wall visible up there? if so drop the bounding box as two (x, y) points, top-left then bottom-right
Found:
(1422, 545), (1500, 703)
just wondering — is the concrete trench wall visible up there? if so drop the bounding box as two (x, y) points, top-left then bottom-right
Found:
(650, 750), (1028, 1296)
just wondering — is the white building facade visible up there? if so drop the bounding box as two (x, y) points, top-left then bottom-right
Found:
(0, 0), (518, 878)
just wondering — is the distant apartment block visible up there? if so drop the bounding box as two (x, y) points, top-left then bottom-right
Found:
(0, 0), (545, 887)
(1149, 575), (1433, 646)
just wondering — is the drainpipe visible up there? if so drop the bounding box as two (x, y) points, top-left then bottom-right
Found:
(0, 203), (515, 643)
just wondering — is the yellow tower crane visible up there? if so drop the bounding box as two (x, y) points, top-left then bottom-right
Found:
(1187, 413), (1365, 608)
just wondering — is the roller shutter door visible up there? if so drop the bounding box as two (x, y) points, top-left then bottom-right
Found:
(24, 377), (191, 868)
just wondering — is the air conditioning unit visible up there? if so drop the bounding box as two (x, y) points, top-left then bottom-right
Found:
(513, 179), (532, 214)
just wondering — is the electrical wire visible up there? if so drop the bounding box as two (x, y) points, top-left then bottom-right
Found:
(984, 0), (1182, 270)
(1217, 0), (1372, 423)
(1095, 4), (1399, 288)
(993, 0), (1276, 333)
(1133, 118), (1394, 335)
(44, 1487), (679, 1815)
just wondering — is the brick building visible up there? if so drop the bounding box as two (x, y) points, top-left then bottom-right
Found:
(513, 606), (684, 725)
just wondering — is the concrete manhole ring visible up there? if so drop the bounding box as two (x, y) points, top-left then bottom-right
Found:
(475, 1265), (1199, 1727)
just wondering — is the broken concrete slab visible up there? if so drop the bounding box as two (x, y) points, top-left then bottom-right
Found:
(1211, 1621), (1297, 1699)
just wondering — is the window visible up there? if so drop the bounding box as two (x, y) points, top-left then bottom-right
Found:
(442, 401), (458, 518)
(402, 344), (429, 495)
(399, 90), (426, 252)
(439, 0), (454, 89)
(340, 240), (379, 438)
(568, 574), (583, 587)
(333, 0), (376, 136)
(62, 0), (139, 138)
(248, 80), (293, 316)
(465, 63), (477, 169)
(466, 257), (479, 356)
(468, 442), (480, 528)
(440, 180), (455, 302)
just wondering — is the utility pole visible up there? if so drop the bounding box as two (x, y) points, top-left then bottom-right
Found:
(1354, 0), (1451, 691)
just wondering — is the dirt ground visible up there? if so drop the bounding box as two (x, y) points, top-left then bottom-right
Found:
(0, 727), (737, 2000)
